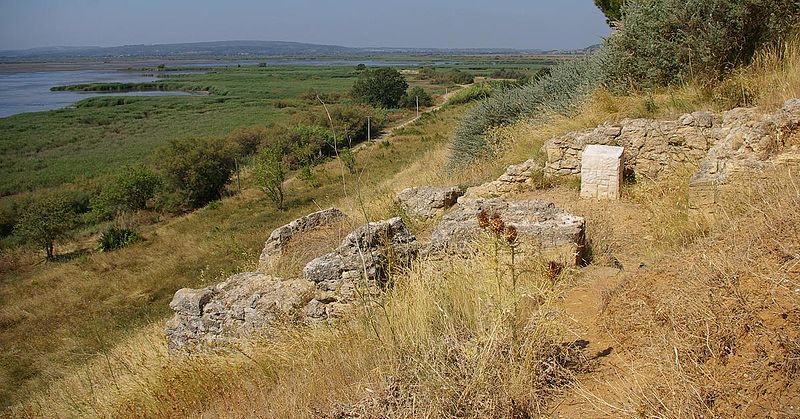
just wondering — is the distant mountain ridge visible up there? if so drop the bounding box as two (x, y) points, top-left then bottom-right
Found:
(0, 40), (590, 59)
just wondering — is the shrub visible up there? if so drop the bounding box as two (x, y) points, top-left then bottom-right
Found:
(97, 227), (139, 251)
(594, 0), (623, 23)
(446, 82), (496, 105)
(399, 86), (433, 109)
(448, 69), (475, 85)
(605, 0), (800, 89)
(14, 193), (79, 259)
(449, 53), (608, 168)
(340, 147), (357, 174)
(90, 166), (162, 221)
(226, 125), (267, 156)
(254, 145), (286, 211)
(160, 137), (237, 210)
(351, 67), (408, 108)
(490, 68), (531, 84)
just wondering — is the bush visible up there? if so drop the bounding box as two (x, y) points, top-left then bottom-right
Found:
(490, 68), (531, 85)
(351, 67), (408, 108)
(449, 53), (608, 168)
(160, 137), (237, 210)
(448, 69), (475, 85)
(605, 0), (800, 88)
(226, 126), (267, 156)
(14, 193), (79, 259)
(90, 166), (162, 221)
(446, 82), (496, 105)
(254, 145), (286, 211)
(399, 86), (433, 109)
(97, 227), (139, 251)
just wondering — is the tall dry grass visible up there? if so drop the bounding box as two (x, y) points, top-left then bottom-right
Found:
(12, 238), (589, 418)
(597, 168), (800, 418)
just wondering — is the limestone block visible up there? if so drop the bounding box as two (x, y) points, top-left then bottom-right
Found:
(580, 145), (624, 200)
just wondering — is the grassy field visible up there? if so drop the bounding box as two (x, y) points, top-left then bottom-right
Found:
(0, 66), (358, 197)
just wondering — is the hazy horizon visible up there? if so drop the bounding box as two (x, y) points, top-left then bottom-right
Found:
(0, 0), (611, 51)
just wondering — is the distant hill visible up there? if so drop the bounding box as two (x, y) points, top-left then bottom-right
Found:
(0, 40), (567, 60)
(0, 41), (360, 59)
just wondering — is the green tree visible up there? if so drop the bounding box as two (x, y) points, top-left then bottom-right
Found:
(160, 137), (237, 210)
(254, 145), (286, 211)
(91, 166), (162, 221)
(15, 194), (79, 259)
(400, 86), (433, 109)
(351, 67), (408, 108)
(594, 0), (624, 24)
(448, 69), (474, 85)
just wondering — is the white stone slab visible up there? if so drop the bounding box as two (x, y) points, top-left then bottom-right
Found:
(580, 145), (624, 200)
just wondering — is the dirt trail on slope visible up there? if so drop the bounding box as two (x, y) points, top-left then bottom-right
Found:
(509, 187), (661, 417)
(353, 85), (467, 151)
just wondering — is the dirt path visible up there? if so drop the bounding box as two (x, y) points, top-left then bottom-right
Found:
(353, 85), (467, 151)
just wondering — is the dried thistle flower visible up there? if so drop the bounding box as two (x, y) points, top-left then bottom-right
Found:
(504, 225), (518, 245)
(546, 261), (564, 280)
(488, 213), (505, 235)
(477, 210), (490, 229)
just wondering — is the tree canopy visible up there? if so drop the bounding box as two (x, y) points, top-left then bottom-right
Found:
(351, 67), (408, 108)
(15, 193), (79, 259)
(594, 0), (623, 24)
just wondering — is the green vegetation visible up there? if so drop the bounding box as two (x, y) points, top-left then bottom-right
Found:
(97, 227), (140, 251)
(594, 0), (623, 23)
(351, 67), (408, 108)
(449, 0), (800, 167)
(90, 166), (161, 221)
(14, 193), (79, 259)
(254, 145), (287, 211)
(159, 137), (238, 211)
(445, 82), (498, 105)
(399, 86), (433, 108)
(0, 66), (355, 198)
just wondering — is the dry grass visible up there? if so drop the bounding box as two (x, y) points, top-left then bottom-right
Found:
(715, 32), (800, 110)
(597, 168), (800, 417)
(7, 33), (800, 417)
(11, 243), (590, 418)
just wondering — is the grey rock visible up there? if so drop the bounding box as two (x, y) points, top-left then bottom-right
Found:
(688, 98), (800, 219)
(258, 208), (346, 271)
(395, 186), (464, 219)
(165, 273), (314, 351)
(302, 217), (418, 321)
(428, 198), (586, 266)
(463, 159), (542, 199)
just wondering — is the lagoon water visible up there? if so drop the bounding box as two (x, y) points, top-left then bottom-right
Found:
(0, 59), (439, 118)
(0, 70), (195, 118)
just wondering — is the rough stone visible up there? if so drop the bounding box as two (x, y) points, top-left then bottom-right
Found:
(395, 186), (464, 219)
(543, 114), (716, 180)
(463, 158), (543, 198)
(428, 198), (586, 265)
(688, 99), (800, 219)
(258, 208), (346, 271)
(302, 217), (418, 321)
(165, 273), (314, 351)
(580, 145), (624, 200)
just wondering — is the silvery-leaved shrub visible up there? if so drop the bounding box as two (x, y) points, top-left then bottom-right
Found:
(605, 0), (800, 90)
(449, 52), (609, 168)
(449, 0), (800, 168)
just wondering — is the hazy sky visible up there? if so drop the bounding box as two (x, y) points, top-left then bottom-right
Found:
(0, 0), (611, 50)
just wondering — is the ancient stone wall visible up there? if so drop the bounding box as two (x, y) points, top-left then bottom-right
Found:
(543, 111), (716, 180)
